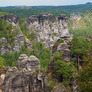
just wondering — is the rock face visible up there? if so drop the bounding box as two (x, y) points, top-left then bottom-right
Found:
(57, 43), (71, 62)
(27, 13), (70, 48)
(1, 54), (68, 92)
(52, 83), (67, 92)
(70, 13), (81, 20)
(1, 15), (19, 24)
(13, 34), (25, 52)
(2, 54), (50, 92)
(17, 54), (40, 71)
(0, 38), (12, 55)
(0, 34), (25, 55)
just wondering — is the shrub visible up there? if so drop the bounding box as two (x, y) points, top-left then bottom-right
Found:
(59, 39), (64, 43)
(54, 51), (63, 60)
(0, 57), (4, 67)
(55, 60), (72, 86)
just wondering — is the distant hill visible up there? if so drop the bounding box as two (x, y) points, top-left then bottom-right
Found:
(0, 2), (92, 18)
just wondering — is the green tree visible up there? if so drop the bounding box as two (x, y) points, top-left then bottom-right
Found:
(79, 41), (92, 92)
(55, 60), (72, 86)
(71, 36), (89, 70)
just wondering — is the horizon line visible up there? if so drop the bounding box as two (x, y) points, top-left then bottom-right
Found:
(0, 2), (92, 7)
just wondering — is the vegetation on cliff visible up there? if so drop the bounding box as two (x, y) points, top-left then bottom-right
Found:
(0, 9), (92, 91)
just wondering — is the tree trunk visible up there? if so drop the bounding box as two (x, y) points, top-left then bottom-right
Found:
(78, 55), (80, 71)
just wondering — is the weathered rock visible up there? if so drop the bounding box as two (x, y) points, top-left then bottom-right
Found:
(0, 74), (5, 92)
(17, 54), (40, 71)
(1, 46), (7, 55)
(52, 83), (67, 92)
(0, 38), (7, 44)
(13, 46), (20, 52)
(13, 34), (24, 52)
(1, 15), (19, 24)
(18, 54), (28, 62)
(57, 43), (69, 51)
(57, 43), (71, 62)
(70, 13), (81, 20)
(2, 54), (51, 92)
(27, 13), (71, 48)
(0, 45), (12, 55)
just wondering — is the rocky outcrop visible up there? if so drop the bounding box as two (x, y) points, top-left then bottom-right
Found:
(1, 54), (68, 92)
(52, 83), (67, 92)
(57, 43), (71, 62)
(70, 13), (81, 20)
(0, 38), (12, 55)
(27, 13), (71, 48)
(2, 54), (50, 92)
(0, 38), (7, 44)
(1, 15), (19, 24)
(0, 34), (25, 55)
(13, 34), (24, 52)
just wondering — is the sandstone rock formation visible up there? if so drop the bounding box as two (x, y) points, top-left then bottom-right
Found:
(70, 13), (81, 20)
(0, 33), (25, 55)
(1, 54), (68, 92)
(57, 43), (71, 62)
(13, 34), (24, 52)
(52, 83), (67, 92)
(27, 13), (71, 48)
(1, 15), (19, 24)
(2, 54), (50, 92)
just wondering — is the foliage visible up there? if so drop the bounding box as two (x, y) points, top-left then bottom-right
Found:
(29, 30), (36, 41)
(0, 57), (4, 67)
(0, 18), (19, 46)
(71, 36), (89, 56)
(0, 3), (92, 18)
(33, 42), (52, 70)
(59, 39), (64, 43)
(69, 12), (92, 38)
(71, 36), (89, 70)
(79, 40), (92, 92)
(54, 51), (63, 60)
(55, 60), (72, 86)
(47, 80), (56, 88)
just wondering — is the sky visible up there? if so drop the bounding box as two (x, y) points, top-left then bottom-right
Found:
(0, 0), (92, 6)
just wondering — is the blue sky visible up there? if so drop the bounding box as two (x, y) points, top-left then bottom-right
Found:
(0, 0), (92, 6)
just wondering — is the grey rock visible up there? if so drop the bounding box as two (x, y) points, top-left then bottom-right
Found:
(13, 46), (20, 52)
(15, 34), (24, 41)
(17, 54), (40, 71)
(1, 46), (7, 55)
(1, 15), (19, 24)
(52, 83), (67, 92)
(14, 40), (19, 46)
(20, 41), (24, 46)
(0, 38), (7, 44)
(2, 54), (51, 92)
(18, 54), (28, 62)
(57, 43), (71, 62)
(57, 43), (69, 52)
(27, 13), (71, 48)
(70, 13), (81, 20)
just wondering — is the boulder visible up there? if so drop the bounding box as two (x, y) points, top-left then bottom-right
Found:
(52, 83), (67, 92)
(57, 43), (69, 52)
(17, 54), (40, 71)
